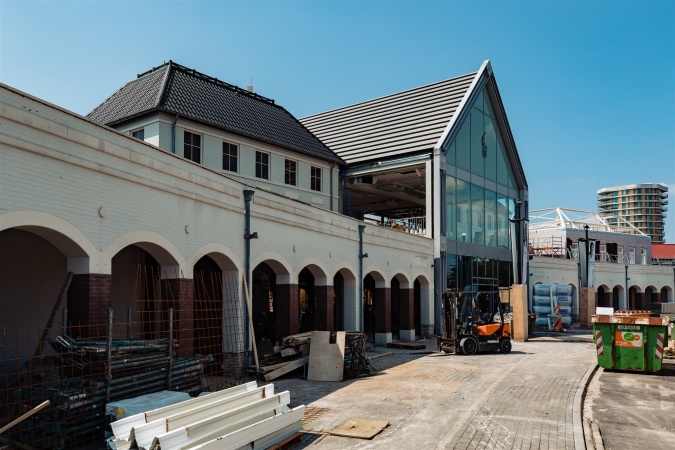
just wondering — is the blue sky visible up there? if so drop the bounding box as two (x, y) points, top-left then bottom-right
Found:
(2, 0), (674, 242)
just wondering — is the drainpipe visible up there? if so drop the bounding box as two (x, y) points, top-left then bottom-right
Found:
(329, 163), (334, 211)
(243, 190), (258, 358)
(625, 265), (629, 310)
(358, 225), (368, 332)
(171, 114), (178, 154)
(343, 170), (353, 217)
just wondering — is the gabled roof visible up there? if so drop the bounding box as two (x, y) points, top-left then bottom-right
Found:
(87, 61), (344, 164)
(300, 72), (476, 165)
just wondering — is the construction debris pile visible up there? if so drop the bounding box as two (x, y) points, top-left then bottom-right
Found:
(5, 335), (211, 448)
(108, 381), (304, 450)
(253, 331), (376, 381)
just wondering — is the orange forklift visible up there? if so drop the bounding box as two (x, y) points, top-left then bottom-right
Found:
(438, 290), (512, 355)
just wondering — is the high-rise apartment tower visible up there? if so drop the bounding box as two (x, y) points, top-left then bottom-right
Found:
(597, 183), (668, 243)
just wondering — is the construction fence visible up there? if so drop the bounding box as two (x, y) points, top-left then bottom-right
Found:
(0, 269), (251, 449)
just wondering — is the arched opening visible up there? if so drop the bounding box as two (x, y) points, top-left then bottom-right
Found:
(612, 285), (624, 310)
(0, 229), (68, 373)
(193, 255), (223, 374)
(111, 245), (162, 339)
(415, 275), (432, 337)
(662, 286), (674, 303)
(333, 271), (344, 331)
(363, 274), (376, 341)
(390, 277), (401, 340)
(334, 267), (358, 331)
(252, 262), (276, 351)
(644, 286), (658, 311)
(298, 268), (316, 333)
(628, 286), (642, 310)
(414, 279), (422, 337)
(597, 285), (608, 308)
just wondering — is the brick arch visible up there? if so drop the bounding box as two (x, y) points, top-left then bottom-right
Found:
(188, 243), (242, 274)
(103, 230), (185, 275)
(0, 210), (97, 273)
(296, 257), (329, 286)
(251, 252), (292, 284)
(363, 266), (387, 288)
(392, 273), (411, 290)
(661, 285), (674, 303)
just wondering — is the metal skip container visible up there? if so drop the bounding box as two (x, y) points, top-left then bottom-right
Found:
(592, 313), (670, 372)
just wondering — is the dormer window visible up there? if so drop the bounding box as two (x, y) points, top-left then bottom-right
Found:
(132, 129), (144, 140)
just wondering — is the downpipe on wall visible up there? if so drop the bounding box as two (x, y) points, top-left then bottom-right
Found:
(358, 224), (367, 332)
(243, 190), (257, 359)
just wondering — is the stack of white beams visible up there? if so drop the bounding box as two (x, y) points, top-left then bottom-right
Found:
(109, 381), (304, 450)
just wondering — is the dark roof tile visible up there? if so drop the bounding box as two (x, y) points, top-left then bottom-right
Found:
(87, 62), (343, 164)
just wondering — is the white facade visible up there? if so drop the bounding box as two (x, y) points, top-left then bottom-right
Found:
(0, 84), (435, 349)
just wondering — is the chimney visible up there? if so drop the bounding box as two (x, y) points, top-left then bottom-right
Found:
(247, 85), (254, 92)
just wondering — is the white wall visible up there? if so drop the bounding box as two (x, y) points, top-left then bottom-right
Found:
(0, 85), (435, 334)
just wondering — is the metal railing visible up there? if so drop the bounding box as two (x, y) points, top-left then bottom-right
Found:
(374, 216), (427, 235)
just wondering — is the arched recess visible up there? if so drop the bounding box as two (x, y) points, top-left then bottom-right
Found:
(612, 285), (625, 310)
(0, 211), (97, 273)
(644, 285), (658, 309)
(0, 227), (74, 373)
(661, 286), (674, 303)
(363, 269), (387, 342)
(628, 285), (643, 310)
(103, 230), (186, 277)
(333, 265), (358, 331)
(251, 254), (293, 348)
(414, 274), (432, 337)
(390, 273), (412, 340)
(596, 284), (610, 308)
(297, 262), (330, 333)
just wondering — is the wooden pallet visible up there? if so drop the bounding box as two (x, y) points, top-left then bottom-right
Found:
(268, 431), (303, 449)
(387, 341), (426, 350)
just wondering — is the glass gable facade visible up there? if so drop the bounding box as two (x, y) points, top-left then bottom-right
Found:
(443, 84), (522, 298)
(444, 85), (518, 250)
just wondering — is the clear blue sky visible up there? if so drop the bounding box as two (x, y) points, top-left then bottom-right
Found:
(2, 0), (674, 242)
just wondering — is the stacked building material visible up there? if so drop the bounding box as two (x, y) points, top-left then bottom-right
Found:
(8, 336), (212, 448)
(254, 332), (375, 381)
(108, 381), (304, 450)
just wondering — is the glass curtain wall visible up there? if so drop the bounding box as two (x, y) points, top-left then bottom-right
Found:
(443, 84), (520, 250)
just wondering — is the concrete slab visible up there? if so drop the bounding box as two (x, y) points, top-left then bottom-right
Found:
(585, 360), (675, 450)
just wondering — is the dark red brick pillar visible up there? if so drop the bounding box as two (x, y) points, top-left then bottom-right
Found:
(374, 288), (391, 334)
(654, 292), (661, 303)
(276, 284), (299, 342)
(161, 279), (194, 357)
(399, 289), (414, 330)
(606, 292), (613, 309)
(67, 274), (112, 336)
(314, 285), (335, 332)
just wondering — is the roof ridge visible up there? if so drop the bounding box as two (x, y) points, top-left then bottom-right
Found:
(301, 72), (476, 120)
(155, 60), (280, 107)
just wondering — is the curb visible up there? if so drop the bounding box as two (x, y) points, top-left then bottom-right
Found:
(573, 363), (599, 450)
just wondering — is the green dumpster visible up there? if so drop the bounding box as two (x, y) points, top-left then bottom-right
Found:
(592, 313), (670, 372)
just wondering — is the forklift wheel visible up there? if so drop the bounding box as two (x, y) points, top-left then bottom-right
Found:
(499, 339), (512, 354)
(460, 337), (478, 356)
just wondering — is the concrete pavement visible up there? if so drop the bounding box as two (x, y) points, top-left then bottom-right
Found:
(585, 360), (675, 450)
(274, 332), (597, 449)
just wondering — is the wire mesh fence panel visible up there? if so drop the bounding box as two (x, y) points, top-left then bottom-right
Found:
(0, 266), (251, 449)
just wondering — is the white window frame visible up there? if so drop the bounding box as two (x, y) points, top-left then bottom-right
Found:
(255, 151), (270, 180)
(310, 166), (322, 192)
